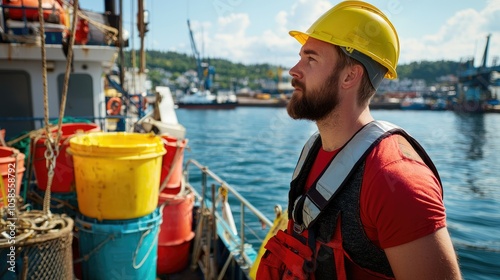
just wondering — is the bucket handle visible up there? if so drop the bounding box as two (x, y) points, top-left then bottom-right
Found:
(132, 228), (159, 269)
(74, 234), (114, 264)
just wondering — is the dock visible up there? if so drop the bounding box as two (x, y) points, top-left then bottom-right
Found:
(236, 96), (288, 107)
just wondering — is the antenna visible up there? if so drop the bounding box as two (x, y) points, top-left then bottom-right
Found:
(481, 34), (491, 68)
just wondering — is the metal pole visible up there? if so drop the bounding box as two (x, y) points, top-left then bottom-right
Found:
(240, 203), (245, 257)
(118, 0), (125, 88)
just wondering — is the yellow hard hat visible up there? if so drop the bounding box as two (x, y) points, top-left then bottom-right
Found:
(289, 1), (399, 87)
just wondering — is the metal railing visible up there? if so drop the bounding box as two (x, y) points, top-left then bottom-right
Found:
(184, 159), (273, 271)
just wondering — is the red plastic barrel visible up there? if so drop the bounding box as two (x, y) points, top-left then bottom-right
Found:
(157, 232), (195, 275)
(0, 147), (25, 207)
(32, 123), (100, 193)
(159, 136), (187, 190)
(157, 191), (195, 274)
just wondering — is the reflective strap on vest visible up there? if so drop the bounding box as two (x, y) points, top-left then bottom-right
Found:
(292, 132), (320, 180)
(294, 120), (401, 228)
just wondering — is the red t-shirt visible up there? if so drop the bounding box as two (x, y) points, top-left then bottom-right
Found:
(304, 134), (446, 249)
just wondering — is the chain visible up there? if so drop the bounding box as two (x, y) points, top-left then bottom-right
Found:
(42, 138), (59, 217)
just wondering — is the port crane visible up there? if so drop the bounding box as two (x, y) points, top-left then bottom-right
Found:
(187, 19), (215, 91)
(456, 34), (500, 112)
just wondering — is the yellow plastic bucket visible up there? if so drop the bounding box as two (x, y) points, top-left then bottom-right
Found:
(68, 132), (166, 220)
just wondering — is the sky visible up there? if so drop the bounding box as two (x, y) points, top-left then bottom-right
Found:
(79, 0), (500, 69)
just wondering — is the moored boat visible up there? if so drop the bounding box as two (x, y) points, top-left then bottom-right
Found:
(176, 20), (239, 110)
(176, 88), (238, 109)
(400, 96), (430, 110)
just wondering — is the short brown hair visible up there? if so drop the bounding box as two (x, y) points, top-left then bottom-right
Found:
(333, 45), (376, 106)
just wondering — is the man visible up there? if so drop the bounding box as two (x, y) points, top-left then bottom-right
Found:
(256, 1), (462, 279)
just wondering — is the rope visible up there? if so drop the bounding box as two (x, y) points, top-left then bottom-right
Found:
(0, 210), (69, 246)
(55, 0), (79, 144)
(5, 126), (56, 147)
(38, 0), (50, 139)
(38, 0), (54, 219)
(42, 139), (57, 217)
(73, 234), (114, 264)
(39, 0), (80, 218)
(27, 189), (78, 213)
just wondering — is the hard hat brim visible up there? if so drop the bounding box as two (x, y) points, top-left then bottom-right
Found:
(289, 30), (308, 45)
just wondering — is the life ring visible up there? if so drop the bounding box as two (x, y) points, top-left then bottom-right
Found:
(106, 97), (122, 115)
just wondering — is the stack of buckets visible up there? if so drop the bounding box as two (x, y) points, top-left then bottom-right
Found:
(68, 132), (166, 279)
(31, 125), (195, 278)
(156, 135), (195, 275)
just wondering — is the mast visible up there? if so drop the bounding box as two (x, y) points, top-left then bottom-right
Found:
(138, 0), (147, 74)
(119, 0), (125, 86)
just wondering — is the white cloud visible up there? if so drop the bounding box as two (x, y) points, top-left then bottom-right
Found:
(185, 0), (334, 67)
(208, 13), (255, 61)
(400, 1), (500, 65)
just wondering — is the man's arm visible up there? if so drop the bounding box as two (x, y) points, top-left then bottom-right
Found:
(385, 227), (462, 280)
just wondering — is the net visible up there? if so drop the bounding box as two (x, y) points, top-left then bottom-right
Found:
(0, 211), (74, 279)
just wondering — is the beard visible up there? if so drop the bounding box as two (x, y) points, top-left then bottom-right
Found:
(286, 68), (341, 121)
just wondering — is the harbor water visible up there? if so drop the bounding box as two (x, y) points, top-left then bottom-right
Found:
(177, 107), (500, 280)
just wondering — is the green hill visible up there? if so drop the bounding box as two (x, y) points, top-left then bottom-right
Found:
(397, 60), (461, 83)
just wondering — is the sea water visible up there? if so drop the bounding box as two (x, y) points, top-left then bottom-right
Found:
(177, 108), (500, 280)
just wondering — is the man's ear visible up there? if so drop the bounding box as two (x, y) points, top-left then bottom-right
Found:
(341, 64), (364, 89)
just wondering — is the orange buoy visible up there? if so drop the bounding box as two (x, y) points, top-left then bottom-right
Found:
(106, 97), (122, 115)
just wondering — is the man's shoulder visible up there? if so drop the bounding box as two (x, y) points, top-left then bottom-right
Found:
(368, 133), (426, 165)
(363, 133), (440, 195)
(370, 134), (424, 163)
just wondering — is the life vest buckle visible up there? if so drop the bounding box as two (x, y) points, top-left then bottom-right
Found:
(293, 222), (304, 234)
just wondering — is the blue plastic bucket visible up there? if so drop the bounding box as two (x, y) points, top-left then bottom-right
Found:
(75, 208), (162, 280)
